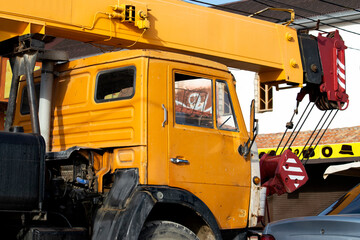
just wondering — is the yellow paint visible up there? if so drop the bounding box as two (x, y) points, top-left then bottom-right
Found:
(326, 184), (360, 215)
(112, 146), (147, 184)
(0, 0), (322, 230)
(5, 60), (11, 98)
(52, 53), (146, 151)
(259, 142), (360, 160)
(151, 57), (250, 229)
(96, 151), (111, 193)
(0, 0), (303, 87)
(14, 49), (254, 229)
(4, 59), (41, 99)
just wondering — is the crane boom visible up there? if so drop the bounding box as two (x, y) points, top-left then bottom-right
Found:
(0, 0), (303, 86)
(0, 1), (350, 239)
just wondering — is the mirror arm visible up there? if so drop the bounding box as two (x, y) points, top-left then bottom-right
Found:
(238, 139), (250, 157)
(238, 119), (258, 157)
(238, 99), (259, 158)
(247, 119), (259, 156)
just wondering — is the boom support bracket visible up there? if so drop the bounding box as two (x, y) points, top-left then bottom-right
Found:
(0, 34), (68, 137)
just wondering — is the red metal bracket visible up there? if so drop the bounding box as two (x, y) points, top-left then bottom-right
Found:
(317, 30), (349, 110)
(260, 149), (308, 196)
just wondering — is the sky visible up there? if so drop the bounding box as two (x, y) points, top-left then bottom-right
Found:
(182, 0), (359, 134)
(185, 0), (360, 134)
(233, 23), (360, 134)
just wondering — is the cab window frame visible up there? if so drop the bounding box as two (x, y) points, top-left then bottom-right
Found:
(94, 66), (136, 103)
(174, 72), (214, 129)
(215, 79), (239, 132)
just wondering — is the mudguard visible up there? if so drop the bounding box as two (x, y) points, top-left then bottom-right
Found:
(142, 186), (222, 239)
(92, 168), (155, 240)
(92, 168), (222, 240)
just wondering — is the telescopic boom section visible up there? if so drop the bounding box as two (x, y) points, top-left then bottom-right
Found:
(0, 0), (303, 87)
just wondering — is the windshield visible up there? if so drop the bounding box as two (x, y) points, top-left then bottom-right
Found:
(319, 183), (360, 215)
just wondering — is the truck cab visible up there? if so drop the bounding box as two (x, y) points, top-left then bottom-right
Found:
(0, 0), (348, 238)
(10, 49), (255, 239)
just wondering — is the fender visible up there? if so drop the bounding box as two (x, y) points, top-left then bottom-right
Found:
(141, 186), (222, 239)
(46, 146), (104, 161)
(92, 168), (155, 240)
(92, 168), (222, 239)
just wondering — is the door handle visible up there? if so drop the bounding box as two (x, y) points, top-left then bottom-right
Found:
(170, 158), (189, 164)
(162, 104), (167, 127)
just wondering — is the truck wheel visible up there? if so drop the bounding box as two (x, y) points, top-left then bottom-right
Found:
(139, 220), (199, 240)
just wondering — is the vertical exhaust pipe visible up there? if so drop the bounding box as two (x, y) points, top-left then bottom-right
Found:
(39, 61), (54, 152)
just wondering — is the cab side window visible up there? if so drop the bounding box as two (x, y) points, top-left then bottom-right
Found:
(216, 80), (238, 131)
(95, 66), (135, 102)
(174, 73), (213, 128)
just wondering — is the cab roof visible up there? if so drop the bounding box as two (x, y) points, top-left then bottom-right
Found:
(57, 49), (229, 73)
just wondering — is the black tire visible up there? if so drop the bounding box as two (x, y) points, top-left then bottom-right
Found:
(139, 220), (199, 240)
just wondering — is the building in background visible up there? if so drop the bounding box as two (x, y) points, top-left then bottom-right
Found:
(217, 0), (360, 134)
(257, 126), (360, 221)
(216, 0), (360, 222)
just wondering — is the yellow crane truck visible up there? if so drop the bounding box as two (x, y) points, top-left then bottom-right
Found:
(0, 0), (348, 239)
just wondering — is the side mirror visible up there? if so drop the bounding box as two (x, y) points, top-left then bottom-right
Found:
(239, 99), (258, 157)
(250, 99), (258, 141)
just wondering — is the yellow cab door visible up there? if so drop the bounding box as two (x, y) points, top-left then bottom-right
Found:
(167, 63), (251, 229)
